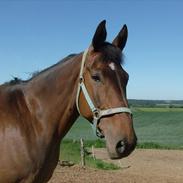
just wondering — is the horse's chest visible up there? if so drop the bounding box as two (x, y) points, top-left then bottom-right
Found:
(32, 142), (60, 183)
(0, 129), (60, 183)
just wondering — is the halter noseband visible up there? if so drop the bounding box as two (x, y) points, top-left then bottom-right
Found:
(76, 48), (132, 138)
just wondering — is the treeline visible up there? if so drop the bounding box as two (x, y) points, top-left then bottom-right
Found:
(128, 99), (183, 108)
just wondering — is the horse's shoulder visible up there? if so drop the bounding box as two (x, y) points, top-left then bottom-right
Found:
(0, 86), (30, 121)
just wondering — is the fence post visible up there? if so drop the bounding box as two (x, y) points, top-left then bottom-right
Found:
(80, 138), (85, 167)
(92, 145), (96, 160)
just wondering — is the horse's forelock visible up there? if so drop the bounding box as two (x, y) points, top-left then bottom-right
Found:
(97, 43), (123, 65)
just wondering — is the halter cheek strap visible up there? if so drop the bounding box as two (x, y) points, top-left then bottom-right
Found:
(76, 48), (132, 138)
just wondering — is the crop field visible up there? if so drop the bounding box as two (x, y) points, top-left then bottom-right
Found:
(65, 107), (183, 148)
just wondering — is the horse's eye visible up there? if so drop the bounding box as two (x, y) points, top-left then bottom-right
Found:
(91, 75), (101, 82)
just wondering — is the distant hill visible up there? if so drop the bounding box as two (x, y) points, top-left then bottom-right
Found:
(128, 99), (183, 108)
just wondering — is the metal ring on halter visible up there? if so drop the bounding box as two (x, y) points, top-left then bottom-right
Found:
(93, 109), (100, 118)
(79, 77), (84, 83)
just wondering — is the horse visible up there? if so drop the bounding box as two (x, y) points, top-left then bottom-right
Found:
(0, 20), (137, 183)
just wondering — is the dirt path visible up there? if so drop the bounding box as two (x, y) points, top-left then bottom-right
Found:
(49, 149), (183, 183)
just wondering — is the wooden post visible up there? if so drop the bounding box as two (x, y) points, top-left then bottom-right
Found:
(80, 138), (85, 167)
(92, 145), (96, 160)
(118, 160), (122, 167)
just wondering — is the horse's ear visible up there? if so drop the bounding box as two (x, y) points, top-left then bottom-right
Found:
(92, 20), (107, 51)
(112, 24), (128, 51)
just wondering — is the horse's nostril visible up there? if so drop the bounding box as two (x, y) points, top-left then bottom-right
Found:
(116, 140), (126, 154)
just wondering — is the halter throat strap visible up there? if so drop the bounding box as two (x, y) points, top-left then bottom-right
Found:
(76, 48), (132, 138)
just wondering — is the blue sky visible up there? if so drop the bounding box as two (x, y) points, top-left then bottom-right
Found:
(0, 1), (183, 100)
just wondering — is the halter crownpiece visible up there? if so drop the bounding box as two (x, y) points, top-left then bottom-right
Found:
(76, 48), (132, 138)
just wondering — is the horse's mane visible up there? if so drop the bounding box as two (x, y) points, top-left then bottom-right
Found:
(28, 53), (77, 80)
(3, 43), (123, 87)
(3, 54), (77, 86)
(99, 42), (124, 65)
(3, 77), (24, 86)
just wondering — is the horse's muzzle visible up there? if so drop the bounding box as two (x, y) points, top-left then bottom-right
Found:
(107, 137), (137, 159)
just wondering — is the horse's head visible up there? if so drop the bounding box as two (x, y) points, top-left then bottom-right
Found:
(77, 20), (137, 159)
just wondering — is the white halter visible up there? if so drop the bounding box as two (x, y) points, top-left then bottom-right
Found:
(76, 48), (132, 138)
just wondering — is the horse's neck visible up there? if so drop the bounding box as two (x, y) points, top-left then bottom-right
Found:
(24, 54), (82, 142)
(13, 54), (82, 182)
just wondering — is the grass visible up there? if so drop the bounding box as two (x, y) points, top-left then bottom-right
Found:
(137, 142), (183, 150)
(133, 107), (183, 147)
(60, 140), (120, 170)
(133, 107), (183, 112)
(64, 117), (97, 140)
(84, 139), (106, 148)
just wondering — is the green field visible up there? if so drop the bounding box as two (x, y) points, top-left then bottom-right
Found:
(65, 107), (183, 148)
(59, 140), (120, 170)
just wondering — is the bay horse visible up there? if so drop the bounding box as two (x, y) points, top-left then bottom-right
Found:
(0, 20), (137, 183)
